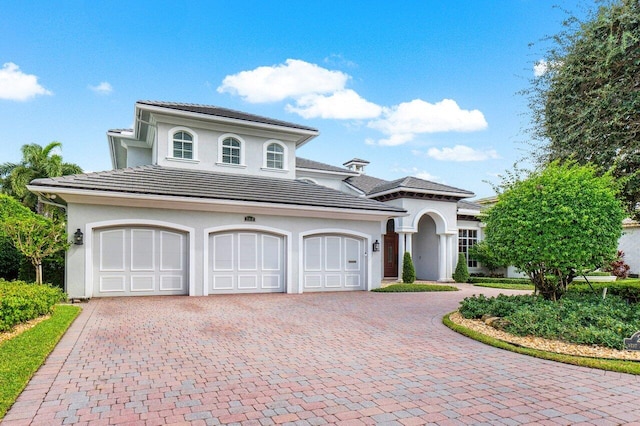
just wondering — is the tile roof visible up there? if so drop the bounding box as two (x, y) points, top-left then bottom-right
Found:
(344, 174), (390, 194)
(137, 101), (318, 132)
(457, 200), (483, 211)
(296, 157), (358, 175)
(30, 165), (404, 213)
(369, 176), (474, 197)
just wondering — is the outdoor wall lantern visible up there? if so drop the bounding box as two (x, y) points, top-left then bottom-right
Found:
(73, 229), (84, 245)
(372, 240), (380, 252)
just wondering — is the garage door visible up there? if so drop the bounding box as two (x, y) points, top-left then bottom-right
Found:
(209, 231), (285, 294)
(93, 227), (188, 297)
(303, 235), (365, 292)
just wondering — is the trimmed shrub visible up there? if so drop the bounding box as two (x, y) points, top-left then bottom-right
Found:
(453, 253), (470, 283)
(458, 292), (640, 349)
(0, 279), (66, 332)
(402, 252), (416, 283)
(568, 280), (640, 304)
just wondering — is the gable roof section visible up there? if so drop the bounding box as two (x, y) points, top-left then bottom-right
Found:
(29, 165), (405, 214)
(344, 174), (390, 194)
(296, 157), (358, 175)
(137, 101), (318, 132)
(369, 176), (474, 199)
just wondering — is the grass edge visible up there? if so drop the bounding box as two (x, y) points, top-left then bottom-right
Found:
(0, 304), (81, 419)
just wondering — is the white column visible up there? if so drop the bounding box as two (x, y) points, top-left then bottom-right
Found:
(397, 232), (406, 282)
(438, 234), (447, 281)
(405, 233), (413, 257)
(446, 234), (455, 279)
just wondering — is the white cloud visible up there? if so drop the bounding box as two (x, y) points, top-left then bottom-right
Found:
(89, 81), (113, 95)
(534, 60), (548, 77)
(0, 62), (52, 101)
(217, 59), (348, 103)
(368, 99), (488, 146)
(391, 166), (443, 183)
(414, 171), (441, 182)
(426, 145), (500, 162)
(286, 89), (382, 119)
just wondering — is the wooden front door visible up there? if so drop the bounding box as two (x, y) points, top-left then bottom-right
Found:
(383, 233), (399, 277)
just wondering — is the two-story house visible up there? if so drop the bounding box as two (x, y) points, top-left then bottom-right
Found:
(28, 101), (483, 298)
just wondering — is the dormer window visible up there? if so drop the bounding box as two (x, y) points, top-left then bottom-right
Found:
(266, 143), (284, 169)
(222, 137), (241, 165)
(172, 131), (193, 159)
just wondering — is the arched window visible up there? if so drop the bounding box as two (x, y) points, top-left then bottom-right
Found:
(265, 143), (284, 169)
(221, 137), (241, 165)
(172, 131), (193, 159)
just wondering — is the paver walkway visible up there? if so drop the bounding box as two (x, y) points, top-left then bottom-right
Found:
(3, 284), (640, 425)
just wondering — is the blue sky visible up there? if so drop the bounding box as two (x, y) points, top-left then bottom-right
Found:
(0, 1), (591, 199)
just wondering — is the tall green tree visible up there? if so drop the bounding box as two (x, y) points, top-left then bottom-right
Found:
(0, 142), (82, 215)
(482, 162), (624, 301)
(527, 0), (640, 219)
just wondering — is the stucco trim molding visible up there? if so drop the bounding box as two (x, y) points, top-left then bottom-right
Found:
(203, 225), (293, 295)
(298, 228), (373, 294)
(410, 208), (450, 234)
(83, 219), (196, 298)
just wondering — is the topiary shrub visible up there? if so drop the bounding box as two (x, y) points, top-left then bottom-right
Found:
(402, 252), (416, 283)
(453, 253), (470, 283)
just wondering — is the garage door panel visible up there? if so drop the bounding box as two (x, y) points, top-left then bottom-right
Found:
(325, 237), (342, 271)
(131, 276), (155, 292)
(94, 227), (188, 297)
(304, 237), (322, 271)
(238, 233), (258, 271)
(303, 235), (365, 292)
(345, 238), (361, 271)
(131, 230), (154, 271)
(213, 275), (234, 290)
(100, 276), (126, 293)
(160, 276), (184, 291)
(100, 230), (125, 271)
(160, 231), (184, 271)
(209, 231), (285, 294)
(262, 235), (281, 271)
(212, 234), (233, 271)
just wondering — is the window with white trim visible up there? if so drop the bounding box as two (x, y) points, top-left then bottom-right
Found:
(172, 131), (193, 159)
(265, 143), (284, 169)
(221, 137), (241, 165)
(458, 229), (478, 268)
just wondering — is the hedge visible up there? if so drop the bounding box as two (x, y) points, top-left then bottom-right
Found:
(0, 279), (66, 332)
(468, 277), (531, 285)
(568, 280), (640, 303)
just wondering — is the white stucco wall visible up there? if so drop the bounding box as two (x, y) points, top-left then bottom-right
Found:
(412, 215), (439, 280)
(65, 202), (385, 298)
(153, 119), (297, 179)
(619, 224), (640, 275)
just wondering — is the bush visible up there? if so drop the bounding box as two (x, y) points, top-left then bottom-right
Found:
(458, 292), (640, 349)
(372, 283), (458, 292)
(402, 252), (416, 283)
(604, 250), (631, 279)
(453, 253), (470, 283)
(568, 280), (640, 304)
(0, 237), (20, 281)
(0, 279), (66, 332)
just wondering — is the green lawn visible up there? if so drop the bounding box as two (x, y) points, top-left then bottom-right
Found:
(373, 283), (459, 292)
(443, 312), (640, 375)
(0, 304), (81, 419)
(472, 282), (535, 290)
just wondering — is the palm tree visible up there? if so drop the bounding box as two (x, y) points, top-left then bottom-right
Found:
(0, 142), (83, 214)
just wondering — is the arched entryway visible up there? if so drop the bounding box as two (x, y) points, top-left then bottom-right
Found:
(412, 215), (439, 280)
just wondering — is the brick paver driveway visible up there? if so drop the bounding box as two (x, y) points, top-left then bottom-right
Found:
(4, 285), (640, 425)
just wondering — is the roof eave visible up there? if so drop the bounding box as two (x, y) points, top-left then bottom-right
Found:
(26, 185), (407, 219)
(135, 102), (319, 145)
(368, 186), (475, 199)
(296, 167), (359, 177)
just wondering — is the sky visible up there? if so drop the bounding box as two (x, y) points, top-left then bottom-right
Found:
(0, 0), (593, 199)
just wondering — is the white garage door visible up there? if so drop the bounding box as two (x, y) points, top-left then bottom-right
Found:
(93, 227), (188, 297)
(303, 235), (366, 292)
(209, 231), (285, 294)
